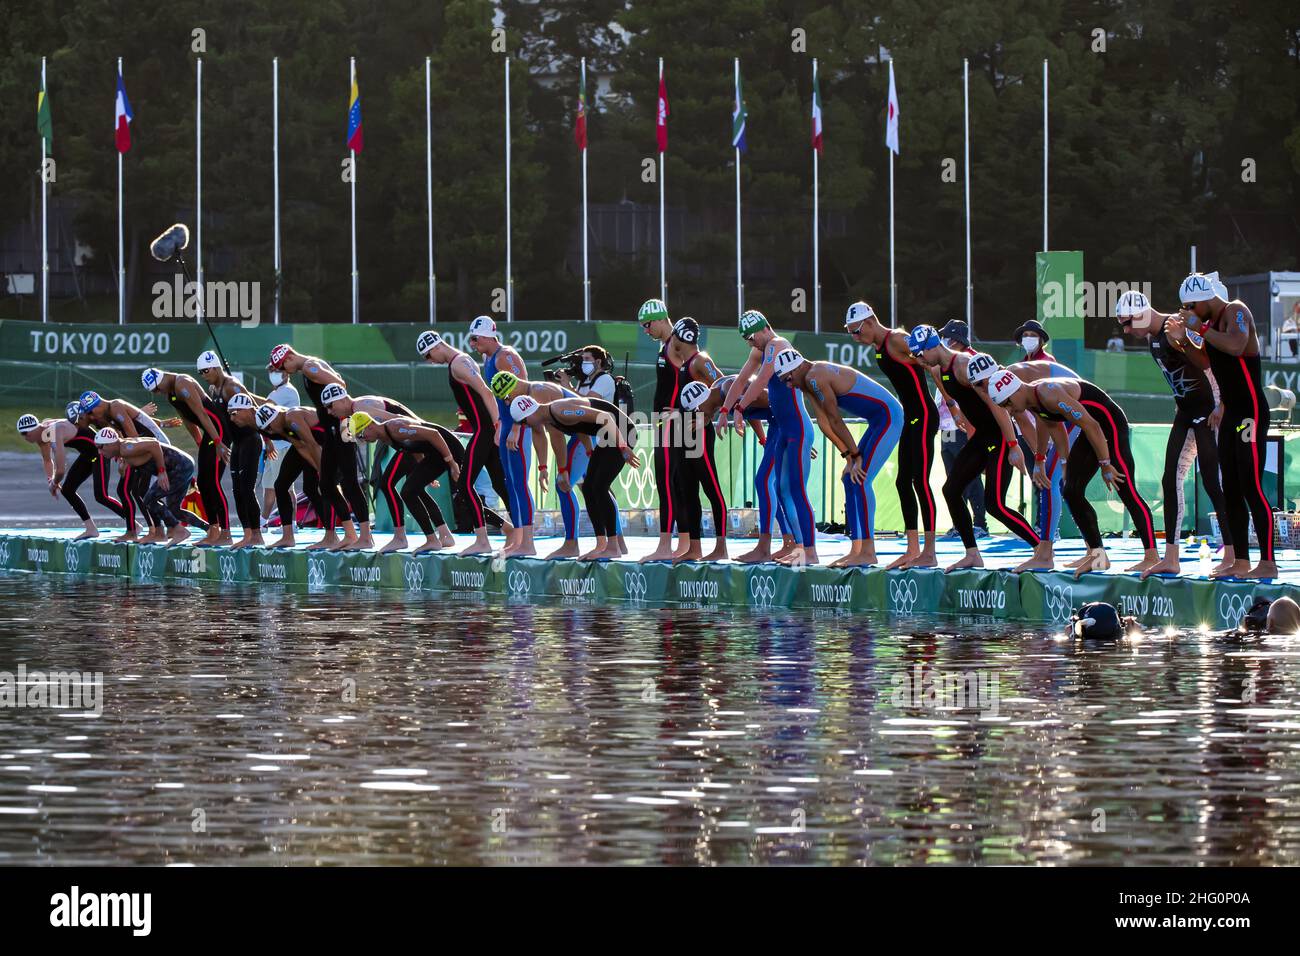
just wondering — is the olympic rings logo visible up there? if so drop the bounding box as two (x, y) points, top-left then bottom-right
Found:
(618, 461), (657, 509)
(889, 578), (919, 614)
(219, 554), (237, 583)
(1044, 584), (1074, 624)
(404, 559), (425, 592)
(306, 555), (326, 590)
(1219, 593), (1250, 629)
(624, 569), (648, 601)
(749, 574), (777, 608)
(64, 543), (79, 573)
(138, 548), (155, 579)
(508, 569), (531, 596)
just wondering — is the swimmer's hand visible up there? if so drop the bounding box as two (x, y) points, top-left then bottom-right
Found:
(157, 472), (171, 492)
(1209, 404), (1224, 431)
(844, 456), (866, 484)
(621, 446), (641, 469)
(447, 461), (460, 483)
(1099, 460), (1123, 490)
(1008, 447), (1028, 476)
(160, 417), (183, 429)
(1031, 461), (1052, 490)
(142, 402), (159, 417)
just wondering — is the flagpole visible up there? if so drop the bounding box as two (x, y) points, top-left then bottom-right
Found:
(1042, 58), (1048, 253)
(812, 58), (821, 333)
(196, 56), (203, 326)
(273, 57), (281, 325)
(41, 57), (49, 325)
(734, 57), (743, 321)
(658, 57), (666, 306)
(350, 57), (358, 324)
(963, 58), (972, 333)
(505, 57), (513, 323)
(426, 56), (436, 324)
(581, 57), (591, 323)
(888, 59), (897, 329)
(118, 57), (125, 327)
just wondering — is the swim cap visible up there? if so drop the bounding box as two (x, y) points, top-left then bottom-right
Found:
(680, 381), (711, 411)
(739, 309), (769, 337)
(638, 298), (668, 323)
(347, 411), (375, 441)
(319, 383), (348, 405)
(254, 404), (283, 432)
(79, 390), (102, 412)
(1072, 601), (1123, 640)
(16, 414), (40, 434)
(227, 392), (255, 412)
(416, 330), (442, 356)
(268, 343), (292, 369)
(1114, 290), (1151, 318)
(490, 371), (519, 400)
(141, 368), (164, 392)
(196, 349), (222, 372)
(966, 352), (1000, 385)
(1179, 272), (1220, 304)
(986, 370), (1024, 405)
(845, 302), (875, 328)
(467, 315), (500, 339)
(93, 427), (121, 446)
(906, 325), (941, 355)
(65, 402), (83, 423)
(773, 348), (805, 378)
(672, 317), (700, 344)
(509, 395), (538, 422)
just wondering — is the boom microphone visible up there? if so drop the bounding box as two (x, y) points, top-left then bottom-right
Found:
(149, 223), (191, 262)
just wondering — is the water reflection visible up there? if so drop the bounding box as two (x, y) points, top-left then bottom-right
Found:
(0, 576), (1298, 865)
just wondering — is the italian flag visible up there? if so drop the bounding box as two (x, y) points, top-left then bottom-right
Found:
(810, 64), (822, 154)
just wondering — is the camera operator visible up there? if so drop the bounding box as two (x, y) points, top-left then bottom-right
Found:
(552, 347), (615, 402)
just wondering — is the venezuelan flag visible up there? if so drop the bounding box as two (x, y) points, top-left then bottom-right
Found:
(346, 75), (363, 153)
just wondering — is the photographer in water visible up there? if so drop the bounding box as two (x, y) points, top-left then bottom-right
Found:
(544, 346), (629, 558)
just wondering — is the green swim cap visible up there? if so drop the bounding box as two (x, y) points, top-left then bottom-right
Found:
(638, 298), (669, 323)
(490, 370), (519, 400)
(739, 309), (769, 337)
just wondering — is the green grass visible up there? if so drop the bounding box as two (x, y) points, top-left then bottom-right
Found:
(0, 405), (74, 454)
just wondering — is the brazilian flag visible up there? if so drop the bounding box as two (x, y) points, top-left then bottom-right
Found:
(37, 75), (52, 149)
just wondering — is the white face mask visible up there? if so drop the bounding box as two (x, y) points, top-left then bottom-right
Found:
(268, 371), (285, 387)
(581, 362), (596, 377)
(1021, 335), (1041, 354)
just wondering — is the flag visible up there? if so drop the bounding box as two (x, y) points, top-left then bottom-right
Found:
(347, 74), (363, 153)
(115, 69), (133, 153)
(732, 63), (748, 153)
(37, 75), (52, 149)
(656, 70), (668, 153)
(810, 65), (822, 154)
(574, 67), (588, 150)
(886, 60), (900, 155)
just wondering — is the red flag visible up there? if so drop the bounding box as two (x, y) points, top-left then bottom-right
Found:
(574, 67), (588, 150)
(656, 70), (668, 153)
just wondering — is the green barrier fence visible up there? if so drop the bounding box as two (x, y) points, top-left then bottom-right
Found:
(1, 531), (1293, 631)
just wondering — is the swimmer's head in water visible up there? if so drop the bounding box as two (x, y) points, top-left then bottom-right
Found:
(490, 371), (519, 401)
(1072, 602), (1124, 640)
(1267, 596), (1300, 635)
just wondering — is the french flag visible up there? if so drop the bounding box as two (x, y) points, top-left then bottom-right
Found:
(115, 70), (133, 153)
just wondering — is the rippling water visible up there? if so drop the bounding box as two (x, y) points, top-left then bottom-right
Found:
(1, 574), (1299, 865)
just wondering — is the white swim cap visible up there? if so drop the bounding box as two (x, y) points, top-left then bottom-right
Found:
(773, 348), (806, 379)
(255, 404), (283, 432)
(94, 427), (121, 446)
(319, 383), (348, 405)
(966, 352), (1000, 385)
(1114, 290), (1151, 318)
(680, 381), (711, 411)
(196, 350), (222, 372)
(509, 395), (538, 422)
(227, 392), (255, 412)
(1179, 271), (1220, 304)
(845, 301), (875, 328)
(141, 368), (164, 392)
(416, 330), (442, 356)
(986, 370), (1024, 406)
(468, 315), (500, 339)
(16, 414), (40, 434)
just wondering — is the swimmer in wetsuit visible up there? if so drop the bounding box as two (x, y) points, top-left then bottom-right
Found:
(197, 350), (275, 549)
(15, 412), (130, 540)
(94, 428), (196, 545)
(666, 317), (728, 563)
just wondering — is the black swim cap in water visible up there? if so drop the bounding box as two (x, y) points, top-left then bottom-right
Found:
(1072, 602), (1123, 640)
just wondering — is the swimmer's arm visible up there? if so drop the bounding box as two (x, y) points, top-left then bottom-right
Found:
(721, 351), (761, 410)
(51, 434), (68, 483)
(693, 352), (722, 386)
(303, 360), (344, 388)
(984, 394), (1020, 447)
(38, 442), (54, 481)
(113, 407), (141, 439)
(749, 419), (767, 444)
(738, 342), (780, 411)
(500, 348), (526, 379)
(931, 368), (971, 432)
(532, 421), (550, 470)
(149, 441), (165, 473)
(176, 378), (222, 444)
(1064, 399), (1111, 461)
(547, 426), (569, 475)
(1192, 308), (1252, 357)
(809, 389), (856, 457)
(1046, 421), (1071, 461)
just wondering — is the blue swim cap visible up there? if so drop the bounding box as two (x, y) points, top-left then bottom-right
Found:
(79, 390), (102, 411)
(906, 325), (941, 355)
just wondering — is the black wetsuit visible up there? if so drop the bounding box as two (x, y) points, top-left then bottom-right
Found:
(272, 417), (345, 532)
(376, 420), (462, 536)
(653, 342), (681, 534)
(939, 357), (1038, 549)
(303, 369), (369, 527)
(876, 337), (938, 536)
(448, 358), (509, 532)
(210, 384), (261, 532)
(129, 444), (196, 529)
(1150, 320), (1228, 545)
(60, 428), (130, 526)
(673, 356), (726, 541)
(168, 383), (229, 529)
(1203, 308), (1274, 562)
(1032, 380), (1156, 551)
(547, 399), (634, 538)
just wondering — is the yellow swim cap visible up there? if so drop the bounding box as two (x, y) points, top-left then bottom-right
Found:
(348, 411), (376, 441)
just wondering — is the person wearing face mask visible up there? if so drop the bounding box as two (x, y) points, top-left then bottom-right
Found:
(260, 367), (301, 528)
(1012, 320), (1054, 363)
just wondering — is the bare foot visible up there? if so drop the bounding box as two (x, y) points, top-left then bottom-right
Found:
(546, 541), (581, 559)
(114, 532), (138, 543)
(1244, 561), (1278, 580)
(736, 546), (774, 564)
(835, 552), (878, 567)
(1211, 560), (1251, 579)
(438, 531), (456, 548)
(380, 535), (408, 554)
(167, 525), (192, 545)
(1139, 557), (1181, 580)
(703, 542), (729, 562)
(581, 546), (617, 560)
(214, 533), (234, 547)
(673, 543), (704, 564)
(639, 548), (676, 563)
(1013, 554), (1054, 573)
(139, 530), (165, 545)
(1073, 548), (1111, 578)
(460, 538), (493, 556)
(269, 535), (297, 549)
(1126, 550), (1161, 574)
(886, 550), (920, 570)
(74, 528), (99, 541)
(945, 551), (984, 573)
(909, 549), (939, 569)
